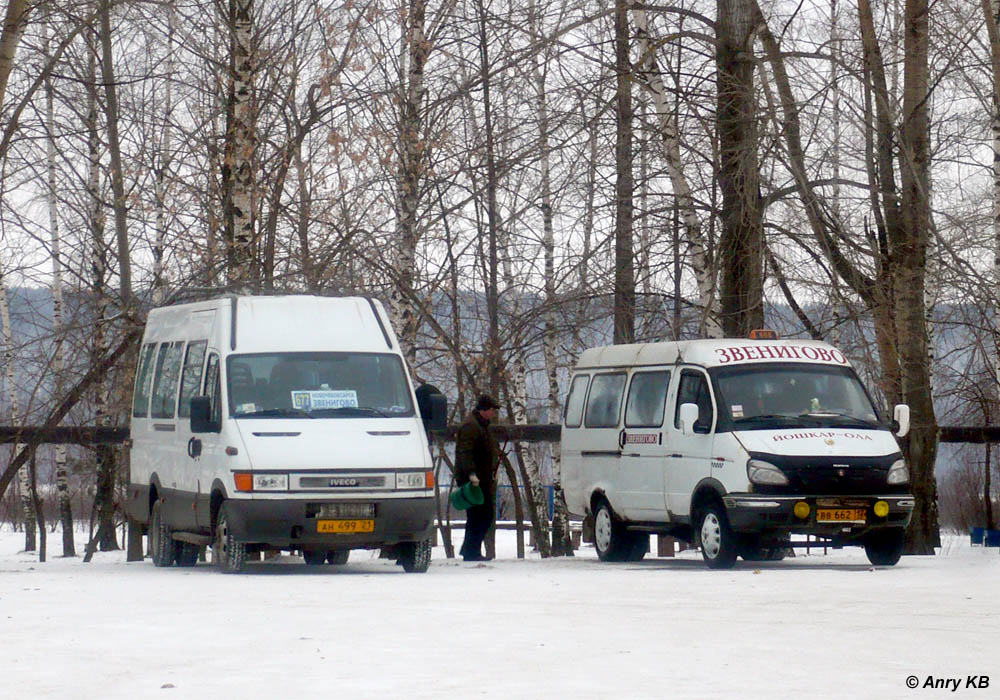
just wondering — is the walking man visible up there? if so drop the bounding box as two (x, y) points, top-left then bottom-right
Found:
(456, 394), (500, 561)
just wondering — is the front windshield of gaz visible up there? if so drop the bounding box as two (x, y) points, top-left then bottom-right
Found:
(226, 352), (415, 418)
(710, 363), (883, 431)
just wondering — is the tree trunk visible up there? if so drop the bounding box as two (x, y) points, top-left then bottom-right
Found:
(716, 0), (763, 337)
(613, 0), (634, 345)
(223, 0), (257, 290)
(897, 0), (938, 553)
(0, 0), (30, 109)
(389, 0), (430, 367)
(1, 283), (34, 552)
(152, 4), (175, 306)
(99, 1), (132, 304)
(45, 24), (75, 557)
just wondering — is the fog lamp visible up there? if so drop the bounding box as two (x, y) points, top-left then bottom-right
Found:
(873, 500), (890, 518)
(793, 501), (810, 519)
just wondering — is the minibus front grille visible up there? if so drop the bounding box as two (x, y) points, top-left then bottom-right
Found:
(298, 476), (387, 489)
(747, 452), (904, 496)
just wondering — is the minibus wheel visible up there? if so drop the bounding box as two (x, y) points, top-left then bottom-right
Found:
(594, 499), (629, 562)
(698, 504), (738, 569)
(212, 503), (247, 574)
(327, 549), (349, 565)
(398, 539), (431, 573)
(864, 528), (905, 566)
(302, 549), (326, 565)
(175, 541), (200, 567)
(150, 500), (174, 567)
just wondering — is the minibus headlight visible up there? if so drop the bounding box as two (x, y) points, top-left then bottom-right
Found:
(395, 471), (433, 489)
(747, 459), (789, 486)
(886, 459), (909, 485)
(252, 473), (289, 491)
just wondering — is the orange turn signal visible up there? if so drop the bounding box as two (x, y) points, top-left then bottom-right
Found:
(234, 472), (253, 492)
(425, 470), (435, 489)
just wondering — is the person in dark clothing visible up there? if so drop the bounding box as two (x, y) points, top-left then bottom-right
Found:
(455, 394), (500, 561)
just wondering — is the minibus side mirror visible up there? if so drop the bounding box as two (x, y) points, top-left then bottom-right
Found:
(679, 403), (700, 436)
(892, 404), (910, 438)
(190, 396), (220, 434)
(415, 383), (448, 434)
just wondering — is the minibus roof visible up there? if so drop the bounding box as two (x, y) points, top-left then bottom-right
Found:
(574, 339), (853, 371)
(144, 295), (397, 354)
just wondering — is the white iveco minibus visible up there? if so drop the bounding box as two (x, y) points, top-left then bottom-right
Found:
(125, 295), (446, 573)
(561, 334), (914, 568)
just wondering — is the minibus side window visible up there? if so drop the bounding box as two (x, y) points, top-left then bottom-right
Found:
(204, 354), (221, 425)
(177, 340), (208, 418)
(563, 375), (590, 428)
(674, 370), (714, 433)
(584, 373), (627, 428)
(150, 341), (184, 419)
(625, 370), (671, 428)
(132, 343), (157, 418)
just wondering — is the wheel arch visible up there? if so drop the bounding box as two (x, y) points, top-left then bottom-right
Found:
(210, 479), (229, 531)
(689, 478), (727, 519)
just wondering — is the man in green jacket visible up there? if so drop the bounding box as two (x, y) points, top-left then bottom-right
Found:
(455, 394), (500, 561)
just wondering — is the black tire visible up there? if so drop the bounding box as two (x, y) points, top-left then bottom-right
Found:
(302, 549), (326, 565)
(698, 503), (738, 569)
(175, 540), (200, 567)
(864, 528), (905, 566)
(623, 532), (648, 562)
(593, 499), (630, 562)
(212, 503), (247, 574)
(150, 500), (174, 568)
(327, 549), (349, 565)
(397, 539), (431, 573)
(739, 536), (787, 562)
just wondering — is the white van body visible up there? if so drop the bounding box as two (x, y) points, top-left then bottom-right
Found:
(561, 338), (914, 568)
(126, 295), (440, 573)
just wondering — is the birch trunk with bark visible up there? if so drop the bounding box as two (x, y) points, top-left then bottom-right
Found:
(1, 283), (34, 551)
(46, 24), (75, 556)
(613, 0), (634, 344)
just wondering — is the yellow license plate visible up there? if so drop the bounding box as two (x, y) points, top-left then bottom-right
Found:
(317, 519), (374, 533)
(816, 508), (866, 523)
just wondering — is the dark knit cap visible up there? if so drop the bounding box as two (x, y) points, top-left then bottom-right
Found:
(475, 394), (500, 411)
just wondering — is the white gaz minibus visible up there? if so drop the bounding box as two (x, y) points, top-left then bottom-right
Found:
(125, 295), (446, 573)
(561, 336), (914, 568)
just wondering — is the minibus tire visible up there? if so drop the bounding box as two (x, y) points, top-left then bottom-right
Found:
(864, 528), (905, 566)
(698, 504), (738, 569)
(302, 549), (327, 565)
(150, 500), (174, 567)
(593, 499), (629, 562)
(327, 549), (349, 565)
(175, 541), (200, 567)
(212, 503), (247, 574)
(398, 539), (431, 573)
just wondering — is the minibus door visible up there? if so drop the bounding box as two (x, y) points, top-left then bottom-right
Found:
(579, 372), (628, 512)
(665, 368), (716, 519)
(619, 370), (671, 521)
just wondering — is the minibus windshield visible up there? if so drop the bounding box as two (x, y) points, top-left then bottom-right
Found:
(711, 363), (882, 431)
(226, 352), (414, 418)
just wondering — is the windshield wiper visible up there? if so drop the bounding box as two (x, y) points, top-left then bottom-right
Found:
(798, 412), (879, 428)
(234, 407), (314, 418)
(309, 406), (389, 417)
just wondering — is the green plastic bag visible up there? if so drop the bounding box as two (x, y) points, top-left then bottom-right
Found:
(449, 482), (485, 510)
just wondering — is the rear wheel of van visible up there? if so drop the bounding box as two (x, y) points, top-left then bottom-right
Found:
(150, 500), (174, 567)
(302, 549), (326, 565)
(698, 504), (738, 569)
(398, 539), (431, 573)
(594, 499), (629, 562)
(864, 528), (905, 566)
(327, 549), (349, 565)
(212, 503), (247, 574)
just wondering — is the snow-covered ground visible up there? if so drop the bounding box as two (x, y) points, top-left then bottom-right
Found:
(1, 528), (996, 700)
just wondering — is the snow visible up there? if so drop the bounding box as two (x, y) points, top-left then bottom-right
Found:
(1, 529), (997, 699)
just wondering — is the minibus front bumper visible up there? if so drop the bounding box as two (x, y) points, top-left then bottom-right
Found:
(222, 496), (436, 547)
(722, 494), (914, 536)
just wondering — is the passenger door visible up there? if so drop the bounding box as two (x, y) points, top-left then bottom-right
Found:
(175, 339), (208, 530)
(579, 372), (627, 514)
(665, 368), (716, 518)
(619, 370), (671, 521)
